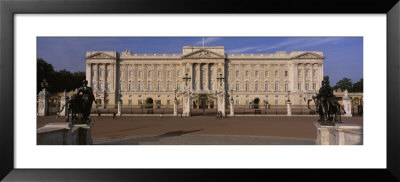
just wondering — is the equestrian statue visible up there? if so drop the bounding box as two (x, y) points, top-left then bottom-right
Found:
(312, 77), (346, 126)
(59, 80), (96, 124)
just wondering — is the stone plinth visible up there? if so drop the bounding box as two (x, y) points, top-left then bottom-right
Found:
(173, 99), (178, 116)
(37, 89), (49, 116)
(286, 101), (292, 116)
(314, 122), (363, 145)
(117, 100), (122, 116)
(314, 122), (334, 145)
(37, 121), (93, 145)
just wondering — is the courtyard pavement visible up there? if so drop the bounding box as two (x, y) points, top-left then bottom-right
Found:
(37, 115), (363, 145)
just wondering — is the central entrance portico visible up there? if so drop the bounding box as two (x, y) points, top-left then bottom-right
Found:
(180, 46), (227, 117)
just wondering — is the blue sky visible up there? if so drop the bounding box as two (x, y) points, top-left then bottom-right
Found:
(37, 37), (363, 85)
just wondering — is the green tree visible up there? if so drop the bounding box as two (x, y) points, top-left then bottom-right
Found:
(333, 78), (353, 92)
(352, 78), (363, 93)
(37, 58), (55, 93)
(37, 58), (86, 93)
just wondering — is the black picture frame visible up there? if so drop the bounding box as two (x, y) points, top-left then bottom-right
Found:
(1, 0), (399, 181)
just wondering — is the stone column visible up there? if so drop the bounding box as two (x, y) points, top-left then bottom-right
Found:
(38, 88), (50, 116)
(86, 63), (92, 87)
(96, 64), (100, 90)
(342, 90), (352, 117)
(286, 100), (292, 116)
(196, 63), (200, 91)
(217, 91), (226, 116)
(229, 98), (234, 116)
(103, 63), (107, 90)
(205, 63), (209, 91)
(182, 88), (191, 117)
(117, 100), (122, 116)
(173, 99), (178, 116)
(60, 90), (68, 117)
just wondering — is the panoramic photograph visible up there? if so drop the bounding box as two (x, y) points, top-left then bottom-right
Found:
(36, 37), (363, 145)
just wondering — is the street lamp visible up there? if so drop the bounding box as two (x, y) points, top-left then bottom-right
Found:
(182, 72), (191, 87)
(230, 89), (234, 102)
(174, 89), (177, 100)
(287, 90), (291, 102)
(217, 73), (225, 89)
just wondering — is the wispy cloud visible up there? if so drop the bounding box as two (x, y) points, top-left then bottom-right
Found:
(194, 37), (221, 46)
(227, 46), (263, 53)
(256, 37), (344, 51)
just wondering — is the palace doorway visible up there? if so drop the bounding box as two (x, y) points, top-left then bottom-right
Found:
(145, 97), (153, 108)
(253, 98), (260, 109)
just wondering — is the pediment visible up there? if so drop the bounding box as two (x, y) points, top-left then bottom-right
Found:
(181, 49), (225, 59)
(293, 52), (324, 59)
(86, 52), (116, 59)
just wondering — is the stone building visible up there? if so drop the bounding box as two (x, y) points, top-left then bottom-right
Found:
(85, 46), (324, 109)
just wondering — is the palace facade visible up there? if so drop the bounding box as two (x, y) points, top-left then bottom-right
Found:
(85, 46), (324, 109)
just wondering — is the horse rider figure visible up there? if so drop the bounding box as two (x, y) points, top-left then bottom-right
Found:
(313, 77), (345, 125)
(77, 80), (96, 121)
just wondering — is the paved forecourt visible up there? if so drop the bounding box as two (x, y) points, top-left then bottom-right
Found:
(37, 115), (362, 145)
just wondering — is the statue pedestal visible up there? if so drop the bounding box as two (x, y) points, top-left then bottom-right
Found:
(173, 99), (178, 116)
(182, 92), (191, 117)
(217, 92), (226, 117)
(37, 121), (93, 145)
(314, 122), (363, 145)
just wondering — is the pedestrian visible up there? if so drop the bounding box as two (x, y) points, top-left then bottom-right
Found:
(97, 109), (101, 118)
(113, 112), (116, 119)
(160, 111), (163, 120)
(56, 112), (60, 119)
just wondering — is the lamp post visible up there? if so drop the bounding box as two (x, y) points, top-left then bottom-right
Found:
(182, 72), (192, 117)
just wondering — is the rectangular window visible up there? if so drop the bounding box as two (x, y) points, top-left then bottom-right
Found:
(255, 71), (259, 77)
(106, 83), (110, 90)
(177, 83), (181, 90)
(177, 70), (181, 77)
(138, 100), (142, 105)
(236, 100), (239, 105)
(129, 83), (133, 91)
(275, 83), (279, 91)
(313, 83), (317, 90)
(275, 100), (278, 105)
(128, 99), (132, 105)
(306, 83), (309, 90)
(167, 83), (171, 90)
(246, 100), (249, 105)
(275, 71), (278, 77)
(129, 71), (133, 77)
(313, 69), (317, 77)
(120, 71), (123, 77)
(148, 82), (152, 91)
(157, 83), (161, 91)
(120, 83), (124, 90)
(236, 84), (239, 91)
(210, 83), (213, 90)
(236, 71), (239, 78)
(285, 83), (288, 91)
(265, 71), (269, 77)
(245, 71), (249, 77)
(167, 100), (170, 105)
(285, 71), (288, 77)
(138, 83), (142, 91)
(246, 84), (249, 91)
(107, 70), (111, 77)
(139, 71), (143, 78)
(255, 83), (259, 91)
(168, 71), (171, 77)
(158, 70), (161, 78)
(306, 70), (309, 77)
(298, 83), (302, 91)
(148, 71), (152, 78)
(265, 83), (269, 91)
(100, 83), (103, 90)
(298, 70), (301, 77)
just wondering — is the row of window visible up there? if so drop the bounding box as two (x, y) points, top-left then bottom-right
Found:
(91, 70), (181, 78)
(234, 82), (317, 91)
(234, 70), (318, 78)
